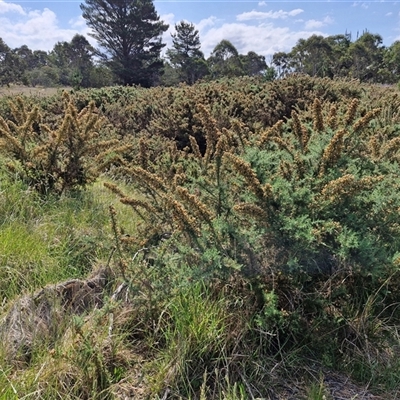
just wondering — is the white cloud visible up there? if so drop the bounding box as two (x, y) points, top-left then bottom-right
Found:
(69, 15), (86, 29)
(160, 13), (176, 53)
(237, 9), (303, 21)
(0, 0), (25, 15)
(305, 19), (323, 29)
(197, 16), (219, 31)
(0, 0), (339, 62)
(0, 3), (90, 51)
(304, 16), (334, 30)
(159, 9), (322, 59)
(386, 12), (393, 16)
(199, 21), (323, 57)
(162, 15), (221, 56)
(161, 12), (176, 28)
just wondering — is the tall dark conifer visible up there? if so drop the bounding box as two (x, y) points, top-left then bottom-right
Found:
(166, 21), (208, 84)
(80, 0), (168, 86)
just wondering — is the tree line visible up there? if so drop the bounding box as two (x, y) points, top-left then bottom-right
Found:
(273, 31), (400, 83)
(1, 0), (400, 88)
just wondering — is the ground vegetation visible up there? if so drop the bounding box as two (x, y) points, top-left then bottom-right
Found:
(0, 76), (400, 399)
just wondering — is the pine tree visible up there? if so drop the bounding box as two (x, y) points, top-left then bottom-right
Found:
(166, 21), (208, 84)
(80, 0), (168, 87)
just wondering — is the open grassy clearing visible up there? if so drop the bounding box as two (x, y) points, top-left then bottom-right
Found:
(0, 76), (400, 399)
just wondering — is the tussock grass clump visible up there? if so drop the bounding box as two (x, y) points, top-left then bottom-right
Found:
(0, 266), (111, 366)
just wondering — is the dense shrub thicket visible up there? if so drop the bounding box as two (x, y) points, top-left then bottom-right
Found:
(1, 75), (400, 398)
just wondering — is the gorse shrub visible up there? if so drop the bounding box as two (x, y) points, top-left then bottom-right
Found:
(71, 75), (363, 155)
(0, 92), (118, 194)
(248, 98), (398, 275)
(2, 77), (400, 399)
(107, 94), (400, 282)
(104, 88), (400, 397)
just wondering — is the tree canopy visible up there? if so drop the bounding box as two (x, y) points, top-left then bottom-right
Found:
(166, 21), (208, 85)
(50, 34), (95, 87)
(0, 39), (21, 86)
(1, 27), (400, 88)
(272, 31), (390, 83)
(208, 40), (244, 79)
(80, 0), (168, 86)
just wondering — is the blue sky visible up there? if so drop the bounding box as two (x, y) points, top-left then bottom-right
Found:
(0, 0), (400, 60)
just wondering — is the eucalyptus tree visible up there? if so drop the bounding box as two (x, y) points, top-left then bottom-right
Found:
(349, 32), (385, 82)
(272, 51), (293, 78)
(207, 40), (244, 79)
(0, 38), (21, 85)
(240, 51), (268, 76)
(290, 35), (333, 77)
(326, 34), (352, 77)
(383, 41), (400, 83)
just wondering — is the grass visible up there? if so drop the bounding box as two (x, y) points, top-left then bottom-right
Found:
(152, 282), (231, 397)
(1, 171), (399, 398)
(0, 171), (141, 299)
(0, 85), (71, 98)
(306, 381), (329, 400)
(0, 167), (162, 399)
(0, 223), (54, 296)
(0, 178), (110, 304)
(0, 172), (127, 398)
(1, 79), (400, 399)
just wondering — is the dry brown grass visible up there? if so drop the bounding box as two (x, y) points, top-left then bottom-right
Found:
(0, 85), (71, 98)
(0, 266), (112, 365)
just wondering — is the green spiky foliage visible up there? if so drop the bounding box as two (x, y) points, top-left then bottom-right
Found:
(2, 77), (400, 399)
(104, 84), (400, 396)
(0, 92), (118, 194)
